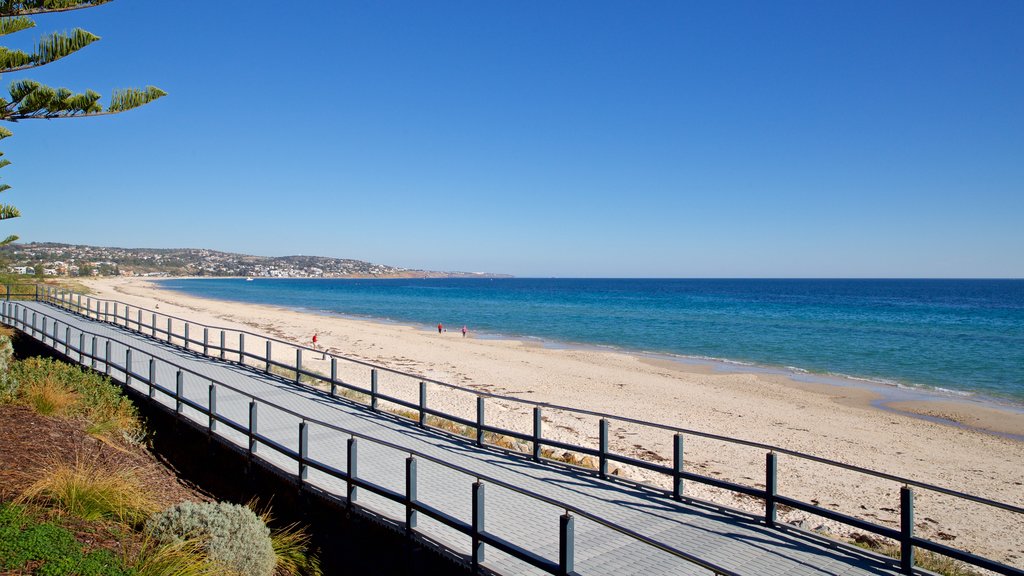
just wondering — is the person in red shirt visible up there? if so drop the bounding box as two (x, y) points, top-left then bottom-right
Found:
(437, 323), (443, 334)
(312, 332), (325, 359)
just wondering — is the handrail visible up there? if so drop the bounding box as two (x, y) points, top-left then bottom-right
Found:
(8, 284), (1024, 576)
(2, 297), (740, 576)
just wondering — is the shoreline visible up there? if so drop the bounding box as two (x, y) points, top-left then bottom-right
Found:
(152, 277), (1024, 439)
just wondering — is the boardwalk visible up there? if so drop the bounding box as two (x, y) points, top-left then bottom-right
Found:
(8, 299), (907, 576)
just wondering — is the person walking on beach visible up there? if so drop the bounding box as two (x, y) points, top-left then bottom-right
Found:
(462, 325), (467, 338)
(312, 332), (326, 359)
(438, 323), (443, 334)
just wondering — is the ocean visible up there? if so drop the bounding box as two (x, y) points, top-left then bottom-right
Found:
(156, 278), (1024, 404)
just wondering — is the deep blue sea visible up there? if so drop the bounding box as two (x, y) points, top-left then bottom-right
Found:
(157, 278), (1024, 403)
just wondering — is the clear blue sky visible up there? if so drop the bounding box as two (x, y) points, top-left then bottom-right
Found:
(3, 1), (1022, 277)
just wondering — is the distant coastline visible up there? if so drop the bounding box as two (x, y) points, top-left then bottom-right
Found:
(0, 241), (513, 279)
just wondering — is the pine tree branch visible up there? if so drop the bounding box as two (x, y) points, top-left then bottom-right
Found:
(0, 203), (19, 220)
(0, 1), (111, 17)
(0, 82), (164, 120)
(0, 28), (100, 73)
(0, 234), (17, 247)
(0, 15), (35, 37)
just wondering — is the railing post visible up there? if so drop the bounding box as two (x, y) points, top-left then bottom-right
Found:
(208, 384), (217, 431)
(239, 333), (245, 363)
(765, 451), (778, 527)
(31, 312), (36, 336)
(472, 481), (486, 568)
(151, 313), (156, 337)
(104, 340), (112, 375)
(418, 381), (427, 426)
(64, 326), (70, 356)
(330, 358), (337, 396)
(598, 418), (609, 478)
(298, 421), (308, 481)
(405, 456), (418, 535)
(249, 401), (258, 454)
(125, 349), (132, 385)
(148, 359), (156, 399)
(265, 340), (271, 372)
(104, 302), (109, 322)
(901, 486), (914, 573)
(113, 303), (118, 323)
(137, 309), (142, 332)
(370, 369), (378, 410)
(167, 318), (172, 343)
(533, 407), (542, 461)
(220, 330), (225, 360)
(79, 333), (85, 364)
(673, 433), (684, 500)
(347, 438), (358, 505)
(34, 283), (38, 301)
(476, 397), (485, 447)
(559, 513), (575, 576)
(185, 323), (190, 349)
(41, 317), (47, 345)
(91, 336), (97, 369)
(295, 348), (302, 384)
(203, 327), (209, 355)
(175, 370), (183, 413)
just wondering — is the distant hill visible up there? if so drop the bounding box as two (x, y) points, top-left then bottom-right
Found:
(0, 242), (511, 279)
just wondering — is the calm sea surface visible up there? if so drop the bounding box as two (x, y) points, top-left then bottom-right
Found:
(157, 278), (1024, 403)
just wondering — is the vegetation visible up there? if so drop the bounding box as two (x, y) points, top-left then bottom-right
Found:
(3, 354), (144, 444)
(0, 502), (132, 576)
(849, 536), (982, 576)
(18, 452), (156, 526)
(0, 334), (322, 575)
(0, 1), (165, 247)
(146, 501), (276, 576)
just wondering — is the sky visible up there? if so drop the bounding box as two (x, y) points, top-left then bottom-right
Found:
(2, 1), (1022, 278)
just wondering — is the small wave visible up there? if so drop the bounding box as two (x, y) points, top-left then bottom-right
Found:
(931, 386), (975, 397)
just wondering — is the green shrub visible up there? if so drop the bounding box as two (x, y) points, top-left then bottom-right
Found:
(0, 502), (132, 576)
(146, 501), (276, 576)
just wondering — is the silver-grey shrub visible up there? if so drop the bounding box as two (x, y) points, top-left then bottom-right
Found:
(146, 501), (276, 576)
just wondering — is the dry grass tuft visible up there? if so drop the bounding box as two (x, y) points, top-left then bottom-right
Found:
(128, 532), (216, 576)
(249, 500), (323, 576)
(24, 376), (79, 416)
(17, 451), (158, 527)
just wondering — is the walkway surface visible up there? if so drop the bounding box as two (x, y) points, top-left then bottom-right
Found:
(9, 300), (905, 576)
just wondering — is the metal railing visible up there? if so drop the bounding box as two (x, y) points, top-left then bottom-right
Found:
(2, 293), (740, 576)
(8, 283), (1024, 576)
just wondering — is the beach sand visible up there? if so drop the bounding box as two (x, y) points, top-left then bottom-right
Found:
(80, 277), (1024, 567)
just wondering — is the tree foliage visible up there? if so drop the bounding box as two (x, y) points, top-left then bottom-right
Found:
(0, 0), (164, 247)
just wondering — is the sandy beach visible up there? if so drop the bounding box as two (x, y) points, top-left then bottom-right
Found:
(79, 277), (1024, 567)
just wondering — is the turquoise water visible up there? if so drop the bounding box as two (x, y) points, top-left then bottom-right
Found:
(157, 278), (1024, 403)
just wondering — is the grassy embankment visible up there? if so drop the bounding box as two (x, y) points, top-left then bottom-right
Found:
(0, 326), (322, 576)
